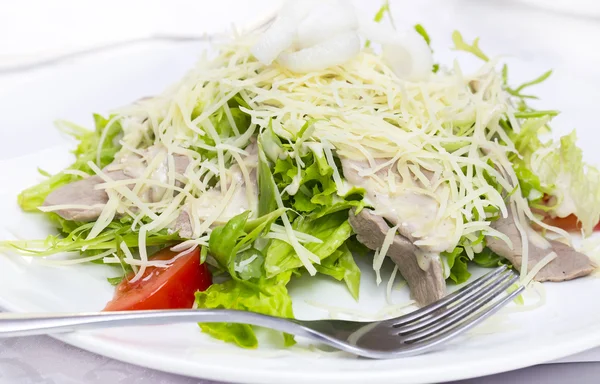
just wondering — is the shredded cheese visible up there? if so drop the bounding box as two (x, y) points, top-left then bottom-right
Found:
(34, 248), (116, 266)
(386, 265), (399, 305)
(373, 225), (399, 285)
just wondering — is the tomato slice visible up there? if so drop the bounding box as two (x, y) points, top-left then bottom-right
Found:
(542, 214), (600, 232)
(103, 247), (211, 311)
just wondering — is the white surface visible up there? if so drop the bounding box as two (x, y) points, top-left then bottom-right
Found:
(1, 0), (600, 383)
(1, 336), (599, 384)
(0, 0), (283, 70)
(0, 336), (599, 384)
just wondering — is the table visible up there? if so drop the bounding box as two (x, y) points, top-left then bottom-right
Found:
(1, 336), (600, 384)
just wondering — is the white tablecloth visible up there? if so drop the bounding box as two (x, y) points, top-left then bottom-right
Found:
(1, 336), (600, 384)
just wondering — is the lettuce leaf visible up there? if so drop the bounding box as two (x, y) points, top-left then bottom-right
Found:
(414, 24), (431, 46)
(271, 144), (363, 219)
(264, 210), (354, 277)
(529, 131), (600, 235)
(442, 247), (471, 284)
(373, 0), (393, 25)
(257, 140), (279, 216)
(314, 243), (361, 300)
(451, 31), (489, 61)
(506, 69), (553, 99)
(18, 114), (122, 212)
(472, 247), (504, 268)
(208, 209), (284, 281)
(195, 271), (295, 348)
(507, 117), (554, 205)
(443, 247), (507, 284)
(501, 66), (600, 234)
(1, 217), (179, 257)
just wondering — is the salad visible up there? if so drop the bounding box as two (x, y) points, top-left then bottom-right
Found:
(4, 0), (600, 349)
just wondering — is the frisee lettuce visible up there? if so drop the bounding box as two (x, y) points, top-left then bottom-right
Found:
(451, 31), (489, 61)
(506, 69), (553, 99)
(18, 115), (122, 212)
(373, 0), (394, 26)
(2, 217), (179, 257)
(530, 132), (600, 235)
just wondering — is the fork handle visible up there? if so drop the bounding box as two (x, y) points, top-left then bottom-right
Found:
(0, 310), (306, 338)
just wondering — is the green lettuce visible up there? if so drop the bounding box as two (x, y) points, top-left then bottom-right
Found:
(2, 217), (179, 257)
(472, 247), (504, 268)
(451, 31), (489, 61)
(208, 209), (284, 282)
(373, 0), (393, 24)
(18, 114), (122, 212)
(505, 69), (553, 100)
(529, 131), (600, 235)
(442, 247), (471, 284)
(443, 247), (507, 284)
(264, 210), (354, 277)
(414, 24), (431, 46)
(314, 243), (361, 300)
(195, 271), (295, 348)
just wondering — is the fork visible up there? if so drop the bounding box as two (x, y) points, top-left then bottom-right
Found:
(0, 266), (522, 358)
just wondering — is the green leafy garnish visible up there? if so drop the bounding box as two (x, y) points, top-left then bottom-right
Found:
(18, 115), (122, 212)
(208, 209), (284, 281)
(414, 24), (431, 46)
(2, 219), (179, 257)
(506, 69), (553, 99)
(314, 244), (361, 300)
(443, 247), (471, 284)
(514, 110), (559, 119)
(451, 31), (489, 61)
(107, 276), (125, 286)
(530, 131), (600, 235)
(374, 0), (393, 25)
(195, 271), (295, 348)
(265, 211), (354, 277)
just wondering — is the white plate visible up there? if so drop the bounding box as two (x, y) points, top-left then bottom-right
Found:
(1, 1), (600, 383)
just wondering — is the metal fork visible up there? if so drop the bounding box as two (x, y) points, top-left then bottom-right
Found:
(0, 266), (522, 358)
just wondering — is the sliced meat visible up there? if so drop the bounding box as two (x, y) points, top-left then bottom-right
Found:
(171, 141), (259, 238)
(340, 157), (455, 253)
(43, 171), (130, 222)
(173, 208), (193, 239)
(349, 208), (446, 306)
(42, 147), (190, 222)
(486, 211), (596, 281)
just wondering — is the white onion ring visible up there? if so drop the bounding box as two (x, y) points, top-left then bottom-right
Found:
(382, 30), (433, 82)
(251, 0), (320, 65)
(278, 31), (361, 73)
(360, 23), (433, 82)
(295, 0), (358, 50)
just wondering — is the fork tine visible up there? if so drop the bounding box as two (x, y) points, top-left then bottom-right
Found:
(402, 272), (520, 342)
(393, 283), (526, 357)
(396, 270), (516, 334)
(390, 266), (508, 327)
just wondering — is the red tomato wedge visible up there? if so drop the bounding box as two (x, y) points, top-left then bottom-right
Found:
(542, 214), (600, 232)
(103, 247), (212, 311)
